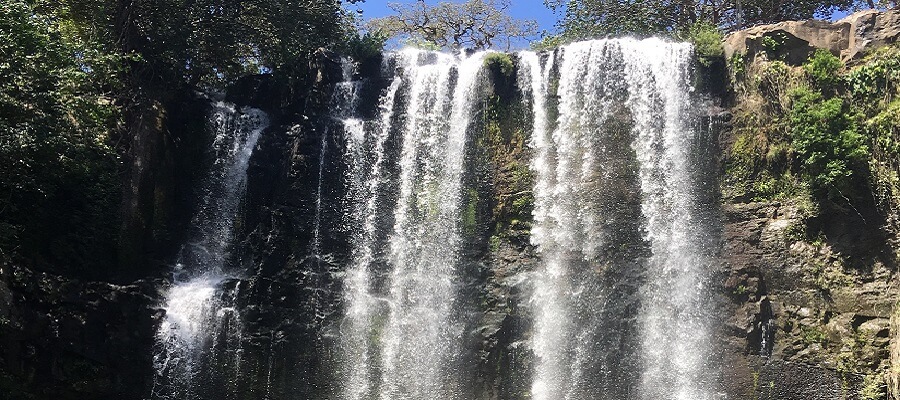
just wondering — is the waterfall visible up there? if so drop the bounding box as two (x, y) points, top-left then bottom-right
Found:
(340, 60), (402, 400)
(338, 49), (488, 399)
(624, 40), (718, 400)
(520, 39), (717, 400)
(152, 102), (268, 400)
(146, 40), (719, 400)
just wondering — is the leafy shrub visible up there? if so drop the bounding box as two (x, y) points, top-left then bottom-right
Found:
(804, 49), (842, 88)
(846, 46), (900, 111)
(789, 88), (868, 199)
(761, 35), (781, 53)
(729, 53), (746, 76)
(678, 21), (724, 66)
(342, 30), (388, 63)
(0, 1), (121, 267)
(865, 100), (900, 211)
(484, 52), (514, 77)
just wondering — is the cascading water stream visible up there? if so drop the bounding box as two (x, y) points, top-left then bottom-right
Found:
(339, 59), (402, 400)
(152, 102), (268, 400)
(520, 39), (717, 400)
(623, 41), (718, 400)
(337, 49), (488, 400)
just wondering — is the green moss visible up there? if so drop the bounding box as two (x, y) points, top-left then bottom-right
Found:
(478, 90), (534, 239)
(489, 235), (501, 253)
(801, 325), (827, 345)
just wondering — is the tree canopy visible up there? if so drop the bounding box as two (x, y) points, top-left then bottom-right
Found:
(0, 0), (356, 273)
(370, 0), (539, 50)
(546, 0), (893, 40)
(50, 0), (350, 86)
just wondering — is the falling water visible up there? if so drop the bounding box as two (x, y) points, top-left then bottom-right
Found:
(152, 102), (268, 400)
(340, 59), (402, 400)
(379, 49), (486, 400)
(337, 49), (488, 399)
(145, 39), (720, 400)
(623, 40), (717, 400)
(521, 39), (717, 400)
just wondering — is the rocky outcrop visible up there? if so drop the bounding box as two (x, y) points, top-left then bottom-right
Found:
(719, 200), (899, 398)
(724, 9), (900, 64)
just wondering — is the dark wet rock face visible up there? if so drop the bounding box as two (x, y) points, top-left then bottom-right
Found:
(0, 265), (159, 400)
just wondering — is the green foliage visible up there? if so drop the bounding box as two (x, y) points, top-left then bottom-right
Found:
(678, 21), (724, 66)
(484, 52), (515, 77)
(545, 0), (863, 39)
(866, 100), (900, 210)
(0, 0), (121, 266)
(845, 46), (900, 111)
(757, 61), (794, 112)
(56, 0), (346, 86)
(761, 35), (781, 54)
(860, 374), (886, 400)
(789, 88), (868, 199)
(801, 325), (827, 345)
(804, 49), (843, 88)
(338, 9), (387, 63)
(343, 30), (389, 64)
(729, 53), (747, 77)
(727, 43), (900, 215)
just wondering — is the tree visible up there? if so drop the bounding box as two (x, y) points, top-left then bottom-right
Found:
(544, 0), (880, 39)
(51, 0), (348, 86)
(0, 0), (121, 269)
(370, 0), (539, 50)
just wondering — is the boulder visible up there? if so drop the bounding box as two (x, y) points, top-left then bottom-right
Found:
(724, 9), (900, 65)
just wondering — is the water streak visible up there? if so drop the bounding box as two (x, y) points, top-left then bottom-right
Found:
(522, 39), (716, 400)
(379, 49), (487, 399)
(152, 102), (268, 400)
(338, 49), (488, 399)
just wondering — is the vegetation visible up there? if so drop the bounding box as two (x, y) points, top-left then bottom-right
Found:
(0, 0), (358, 272)
(544, 0), (885, 40)
(483, 52), (515, 76)
(789, 87), (867, 199)
(725, 42), (900, 218)
(0, 0), (122, 267)
(677, 21), (724, 65)
(369, 0), (539, 50)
